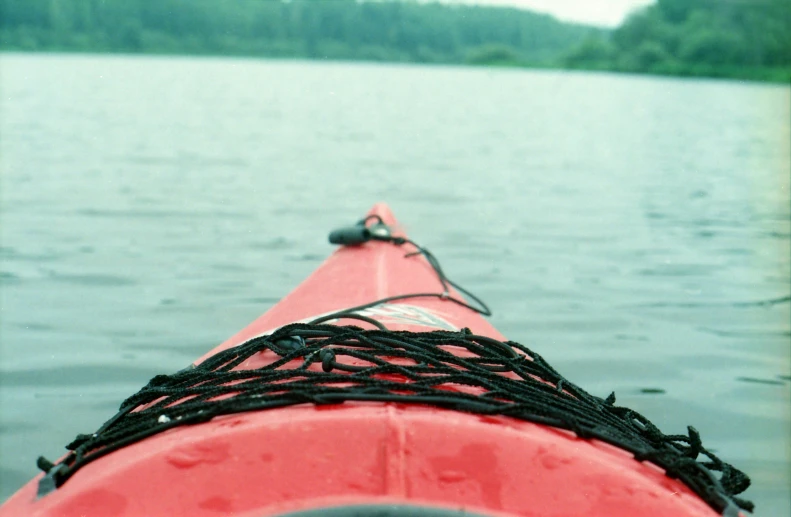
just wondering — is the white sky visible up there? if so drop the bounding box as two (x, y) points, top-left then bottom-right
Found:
(449, 0), (655, 27)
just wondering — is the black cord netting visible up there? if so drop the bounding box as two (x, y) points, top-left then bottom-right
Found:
(38, 324), (752, 515)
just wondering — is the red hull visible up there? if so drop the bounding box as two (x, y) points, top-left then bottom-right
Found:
(0, 204), (721, 517)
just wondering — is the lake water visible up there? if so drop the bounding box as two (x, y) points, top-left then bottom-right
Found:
(1, 53), (789, 514)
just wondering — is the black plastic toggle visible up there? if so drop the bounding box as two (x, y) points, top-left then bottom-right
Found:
(275, 336), (306, 353)
(36, 463), (66, 498)
(328, 226), (371, 246)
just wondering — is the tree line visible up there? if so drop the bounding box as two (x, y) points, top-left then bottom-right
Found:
(1, 0), (788, 82)
(565, 0), (790, 82)
(0, 0), (592, 65)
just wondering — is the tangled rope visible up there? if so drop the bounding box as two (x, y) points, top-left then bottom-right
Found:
(37, 324), (752, 515)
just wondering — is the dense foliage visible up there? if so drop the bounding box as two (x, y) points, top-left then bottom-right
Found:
(0, 0), (591, 65)
(1, 0), (789, 81)
(565, 0), (791, 81)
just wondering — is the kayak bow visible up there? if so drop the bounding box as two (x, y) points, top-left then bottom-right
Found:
(0, 203), (750, 517)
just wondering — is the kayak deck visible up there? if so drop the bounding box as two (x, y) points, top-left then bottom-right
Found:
(205, 203), (504, 363)
(0, 203), (745, 517)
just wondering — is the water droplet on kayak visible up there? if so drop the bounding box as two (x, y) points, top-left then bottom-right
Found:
(166, 441), (230, 469)
(438, 470), (466, 482)
(539, 453), (574, 470)
(218, 417), (246, 428)
(198, 495), (233, 513)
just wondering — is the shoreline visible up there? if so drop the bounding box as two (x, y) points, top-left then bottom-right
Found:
(2, 48), (789, 85)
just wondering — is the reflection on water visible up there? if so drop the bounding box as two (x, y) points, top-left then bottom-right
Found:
(0, 53), (789, 513)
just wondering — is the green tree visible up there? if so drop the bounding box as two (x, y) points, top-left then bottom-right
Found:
(628, 41), (673, 72)
(1, 0), (788, 81)
(564, 34), (614, 68)
(465, 44), (520, 65)
(678, 29), (745, 67)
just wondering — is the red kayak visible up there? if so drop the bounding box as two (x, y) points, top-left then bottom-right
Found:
(0, 203), (750, 517)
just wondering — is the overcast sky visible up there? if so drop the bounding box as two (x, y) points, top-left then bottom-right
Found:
(451, 0), (655, 27)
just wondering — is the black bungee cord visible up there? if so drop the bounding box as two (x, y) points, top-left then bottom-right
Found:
(321, 214), (492, 324)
